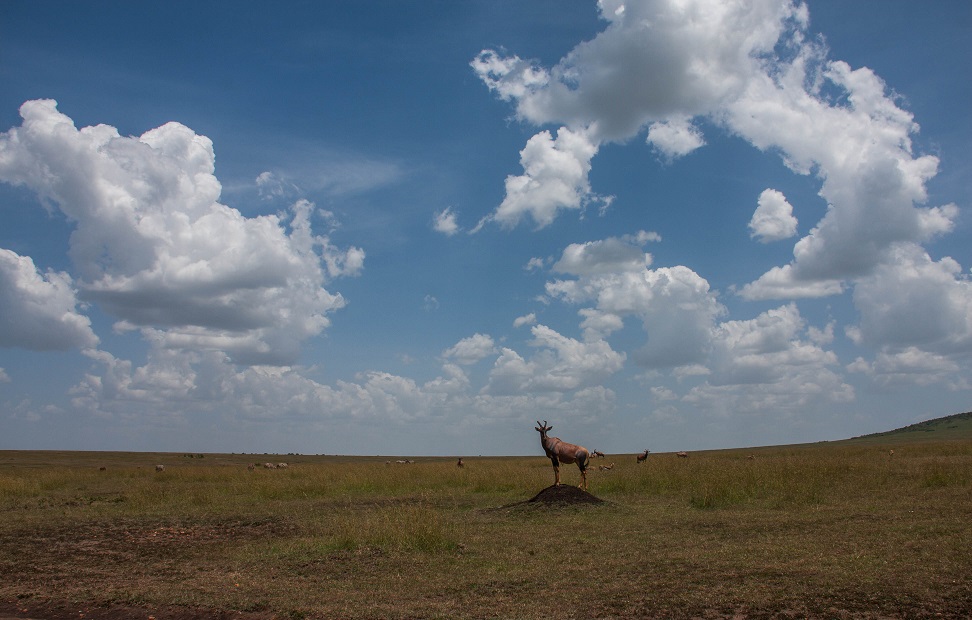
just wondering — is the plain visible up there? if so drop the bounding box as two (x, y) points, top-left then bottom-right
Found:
(1, 416), (970, 619)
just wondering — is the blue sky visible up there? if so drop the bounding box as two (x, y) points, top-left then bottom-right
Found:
(1, 0), (969, 456)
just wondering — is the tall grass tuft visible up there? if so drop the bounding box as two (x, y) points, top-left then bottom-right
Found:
(326, 505), (457, 553)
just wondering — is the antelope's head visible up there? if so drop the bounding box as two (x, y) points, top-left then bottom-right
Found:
(535, 420), (552, 441)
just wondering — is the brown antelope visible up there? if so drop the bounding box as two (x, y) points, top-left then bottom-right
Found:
(591, 450), (606, 459)
(598, 462), (615, 471)
(155, 464), (165, 472)
(535, 420), (590, 491)
(636, 449), (650, 463)
(676, 451), (688, 458)
(457, 458), (464, 468)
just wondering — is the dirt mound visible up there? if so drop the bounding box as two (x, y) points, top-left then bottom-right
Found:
(486, 484), (605, 513)
(528, 484), (604, 505)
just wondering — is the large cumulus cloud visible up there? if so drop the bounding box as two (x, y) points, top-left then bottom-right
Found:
(0, 100), (362, 364)
(474, 0), (968, 388)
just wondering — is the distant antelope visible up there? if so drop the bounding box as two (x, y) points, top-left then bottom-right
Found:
(457, 458), (464, 468)
(889, 449), (895, 459)
(247, 464), (255, 471)
(676, 451), (688, 458)
(155, 464), (165, 472)
(598, 462), (615, 471)
(592, 450), (606, 459)
(535, 420), (590, 491)
(277, 462), (288, 469)
(637, 449), (650, 463)
(264, 462), (276, 469)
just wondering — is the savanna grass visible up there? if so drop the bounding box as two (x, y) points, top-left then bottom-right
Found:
(1, 442), (970, 618)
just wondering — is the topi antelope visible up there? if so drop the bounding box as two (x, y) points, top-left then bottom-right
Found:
(535, 420), (590, 491)
(591, 450), (606, 459)
(676, 451), (688, 458)
(457, 458), (464, 468)
(637, 449), (650, 463)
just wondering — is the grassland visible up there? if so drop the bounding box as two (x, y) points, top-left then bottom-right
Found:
(1, 420), (970, 619)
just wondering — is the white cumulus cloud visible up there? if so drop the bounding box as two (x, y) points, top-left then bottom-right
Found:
(749, 188), (798, 243)
(485, 325), (625, 394)
(0, 100), (363, 365)
(475, 126), (610, 230)
(472, 0), (803, 142)
(850, 244), (972, 357)
(473, 1), (965, 365)
(547, 233), (725, 369)
(433, 207), (460, 236)
(443, 333), (497, 365)
(0, 248), (99, 350)
(647, 117), (706, 160)
(681, 303), (854, 414)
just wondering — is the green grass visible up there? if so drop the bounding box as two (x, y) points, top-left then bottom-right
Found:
(1, 440), (970, 618)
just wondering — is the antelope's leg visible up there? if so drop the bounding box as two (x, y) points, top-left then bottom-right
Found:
(579, 468), (587, 490)
(550, 456), (561, 486)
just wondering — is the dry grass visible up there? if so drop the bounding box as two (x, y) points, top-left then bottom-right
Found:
(1, 441), (970, 619)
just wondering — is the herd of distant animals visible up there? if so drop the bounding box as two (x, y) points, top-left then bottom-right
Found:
(117, 421), (782, 493)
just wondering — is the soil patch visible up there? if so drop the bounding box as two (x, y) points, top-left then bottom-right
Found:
(490, 484), (606, 512)
(0, 600), (274, 620)
(528, 484), (604, 505)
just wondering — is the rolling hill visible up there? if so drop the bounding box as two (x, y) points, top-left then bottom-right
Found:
(844, 411), (972, 444)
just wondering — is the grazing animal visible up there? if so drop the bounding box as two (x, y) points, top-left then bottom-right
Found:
(591, 450), (606, 459)
(747, 454), (755, 461)
(277, 462), (288, 469)
(264, 462), (277, 469)
(99, 466), (107, 471)
(155, 464), (165, 472)
(247, 464), (255, 471)
(676, 451), (688, 458)
(637, 449), (651, 463)
(889, 449), (895, 458)
(598, 462), (615, 471)
(457, 458), (464, 468)
(535, 420), (590, 491)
